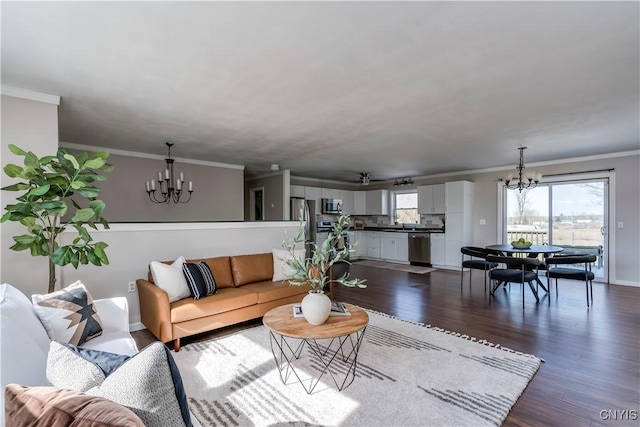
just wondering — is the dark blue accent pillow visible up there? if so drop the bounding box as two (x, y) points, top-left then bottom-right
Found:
(161, 344), (192, 426)
(47, 341), (132, 392)
(182, 262), (217, 299)
(60, 342), (131, 376)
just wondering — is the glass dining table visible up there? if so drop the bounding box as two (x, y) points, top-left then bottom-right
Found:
(485, 244), (565, 294)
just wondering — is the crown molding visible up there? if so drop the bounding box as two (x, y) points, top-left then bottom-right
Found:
(413, 149), (640, 180)
(294, 150), (640, 186)
(60, 142), (245, 170)
(1, 85), (60, 105)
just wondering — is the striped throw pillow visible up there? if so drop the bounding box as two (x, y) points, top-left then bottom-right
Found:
(182, 262), (217, 299)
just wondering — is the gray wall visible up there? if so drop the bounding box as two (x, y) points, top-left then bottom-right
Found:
(403, 155), (640, 285)
(67, 150), (245, 222)
(1, 95), (59, 295)
(245, 173), (286, 220)
(58, 222), (300, 326)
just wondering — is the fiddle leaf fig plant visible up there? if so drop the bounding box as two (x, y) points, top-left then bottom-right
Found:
(1, 144), (113, 293)
(281, 213), (366, 293)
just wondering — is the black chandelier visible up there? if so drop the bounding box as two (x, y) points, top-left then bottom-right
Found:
(145, 142), (193, 204)
(501, 146), (542, 193)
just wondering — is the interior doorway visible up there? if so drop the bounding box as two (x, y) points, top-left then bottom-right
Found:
(249, 187), (264, 221)
(503, 178), (609, 282)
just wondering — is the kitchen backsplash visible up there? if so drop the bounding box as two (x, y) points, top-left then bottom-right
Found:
(316, 214), (444, 228)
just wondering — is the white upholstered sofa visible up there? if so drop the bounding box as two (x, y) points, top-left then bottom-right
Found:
(0, 283), (201, 426)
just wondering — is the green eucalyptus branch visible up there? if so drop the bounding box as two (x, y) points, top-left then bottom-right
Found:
(1, 144), (113, 293)
(280, 213), (366, 293)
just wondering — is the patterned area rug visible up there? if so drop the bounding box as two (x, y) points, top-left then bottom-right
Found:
(173, 310), (542, 426)
(354, 259), (437, 274)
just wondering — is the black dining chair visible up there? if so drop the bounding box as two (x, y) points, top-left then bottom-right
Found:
(486, 255), (541, 309)
(460, 247), (500, 293)
(545, 254), (597, 307)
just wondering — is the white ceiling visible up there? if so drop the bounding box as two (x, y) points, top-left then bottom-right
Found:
(2, 1), (639, 182)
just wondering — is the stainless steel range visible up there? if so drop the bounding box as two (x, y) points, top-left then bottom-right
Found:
(316, 221), (349, 262)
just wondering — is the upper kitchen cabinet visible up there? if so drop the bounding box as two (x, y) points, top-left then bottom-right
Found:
(321, 188), (341, 199)
(445, 181), (473, 213)
(366, 189), (389, 215)
(291, 185), (305, 198)
(340, 190), (354, 215)
(354, 191), (367, 215)
(417, 184), (445, 214)
(304, 187), (322, 215)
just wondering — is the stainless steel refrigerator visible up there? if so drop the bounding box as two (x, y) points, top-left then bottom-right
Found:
(290, 198), (316, 257)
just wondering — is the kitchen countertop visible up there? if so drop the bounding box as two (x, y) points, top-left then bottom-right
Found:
(357, 226), (444, 234)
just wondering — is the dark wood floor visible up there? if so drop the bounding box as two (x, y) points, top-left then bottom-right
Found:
(133, 264), (640, 426)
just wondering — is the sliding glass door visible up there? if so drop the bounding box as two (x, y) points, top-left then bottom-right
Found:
(504, 179), (608, 281)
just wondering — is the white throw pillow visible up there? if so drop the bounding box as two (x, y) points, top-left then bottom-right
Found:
(150, 256), (191, 303)
(273, 248), (306, 282)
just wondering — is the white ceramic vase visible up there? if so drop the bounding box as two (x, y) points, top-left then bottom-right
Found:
(301, 291), (332, 325)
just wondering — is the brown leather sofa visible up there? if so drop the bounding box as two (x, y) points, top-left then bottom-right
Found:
(137, 252), (311, 351)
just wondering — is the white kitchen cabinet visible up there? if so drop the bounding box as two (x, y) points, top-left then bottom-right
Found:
(442, 182), (474, 269)
(417, 184), (445, 214)
(380, 232), (409, 263)
(380, 235), (395, 260)
(444, 213), (470, 268)
(365, 189), (389, 215)
(321, 188), (341, 200)
(445, 181), (473, 213)
(352, 231), (367, 259)
(395, 234), (409, 262)
(305, 187), (322, 215)
(366, 231), (381, 259)
(340, 190), (354, 215)
(354, 191), (367, 215)
(430, 234), (446, 266)
(291, 185), (305, 198)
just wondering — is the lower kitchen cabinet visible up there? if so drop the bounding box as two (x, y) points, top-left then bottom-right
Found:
(444, 239), (462, 268)
(366, 232), (381, 259)
(430, 234), (446, 266)
(352, 231), (367, 259)
(380, 233), (408, 263)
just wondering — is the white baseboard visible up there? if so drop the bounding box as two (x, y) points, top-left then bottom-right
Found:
(609, 279), (640, 287)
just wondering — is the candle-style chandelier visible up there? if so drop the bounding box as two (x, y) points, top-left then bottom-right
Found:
(145, 142), (193, 204)
(501, 146), (542, 192)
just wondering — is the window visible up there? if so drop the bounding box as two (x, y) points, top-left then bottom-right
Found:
(502, 177), (609, 281)
(394, 192), (419, 224)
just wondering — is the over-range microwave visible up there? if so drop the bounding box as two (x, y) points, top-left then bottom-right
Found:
(321, 198), (342, 214)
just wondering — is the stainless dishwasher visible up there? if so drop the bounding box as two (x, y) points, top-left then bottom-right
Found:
(408, 233), (431, 266)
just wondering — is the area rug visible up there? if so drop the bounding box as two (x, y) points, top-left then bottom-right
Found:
(354, 259), (437, 274)
(172, 310), (541, 426)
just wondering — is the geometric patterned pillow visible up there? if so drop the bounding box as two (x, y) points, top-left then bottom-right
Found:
(182, 261), (216, 300)
(32, 281), (103, 346)
(86, 342), (193, 427)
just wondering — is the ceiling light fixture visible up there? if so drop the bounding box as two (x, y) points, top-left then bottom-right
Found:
(270, 164), (280, 171)
(393, 177), (413, 187)
(501, 146), (542, 192)
(145, 142), (193, 204)
(360, 172), (371, 185)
